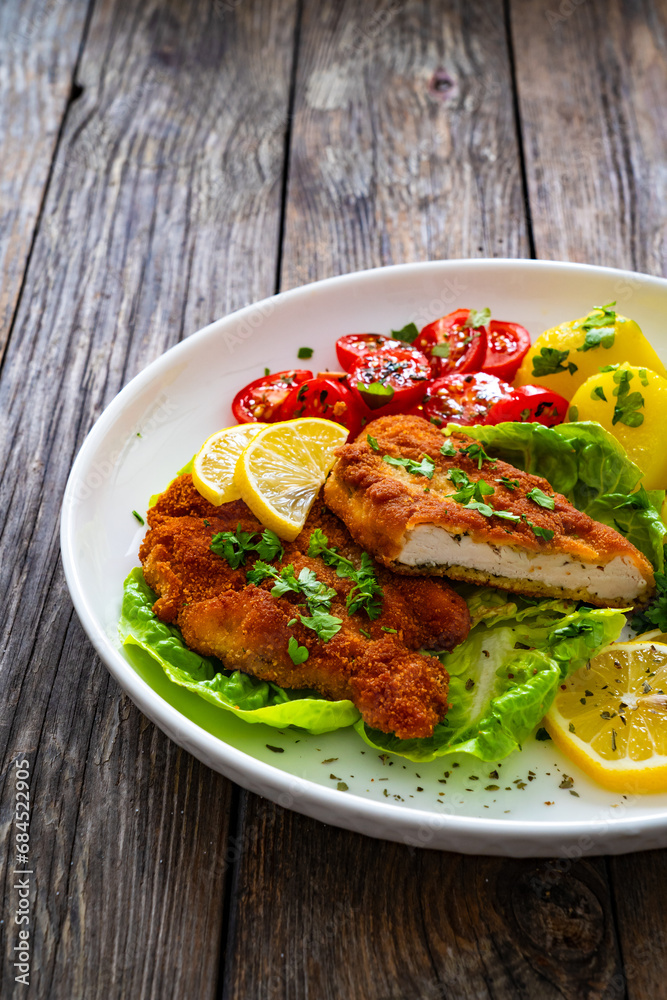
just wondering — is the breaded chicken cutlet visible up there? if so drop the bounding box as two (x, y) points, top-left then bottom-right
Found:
(324, 415), (655, 608)
(140, 474), (471, 739)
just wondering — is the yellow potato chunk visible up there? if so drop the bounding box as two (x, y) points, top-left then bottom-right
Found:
(568, 363), (667, 489)
(514, 305), (667, 398)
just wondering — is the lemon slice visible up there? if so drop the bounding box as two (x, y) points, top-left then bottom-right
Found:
(545, 641), (667, 792)
(192, 423), (267, 505)
(234, 417), (348, 540)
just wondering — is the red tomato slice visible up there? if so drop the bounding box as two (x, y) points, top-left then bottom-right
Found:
(335, 333), (422, 371)
(348, 347), (432, 417)
(232, 369), (312, 423)
(278, 377), (363, 438)
(414, 308), (488, 377)
(421, 372), (513, 427)
(485, 384), (569, 427)
(481, 320), (532, 382)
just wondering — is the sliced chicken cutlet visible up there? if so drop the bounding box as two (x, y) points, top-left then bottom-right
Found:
(140, 474), (471, 739)
(324, 414), (656, 608)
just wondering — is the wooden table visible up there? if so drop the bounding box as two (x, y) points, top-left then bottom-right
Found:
(2, 1), (667, 996)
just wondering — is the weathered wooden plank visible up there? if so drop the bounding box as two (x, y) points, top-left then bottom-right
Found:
(0, 0), (297, 996)
(511, 2), (667, 998)
(0, 0), (91, 359)
(220, 3), (624, 998)
(280, 0), (529, 291)
(510, 0), (667, 274)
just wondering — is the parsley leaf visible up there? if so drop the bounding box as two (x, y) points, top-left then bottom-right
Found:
(611, 368), (644, 427)
(439, 439), (458, 457)
(458, 442), (496, 470)
(463, 500), (494, 516)
(307, 531), (384, 620)
(211, 525), (284, 568)
(347, 552), (384, 619)
(465, 307), (491, 329)
(382, 454), (436, 479)
(527, 487), (555, 510)
(257, 529), (285, 561)
(526, 520), (555, 541)
(532, 347), (578, 379)
(391, 322), (419, 343)
(367, 434), (380, 451)
(297, 346), (314, 359)
(299, 608), (343, 642)
(591, 385), (607, 402)
(288, 636), (309, 664)
(357, 381), (395, 408)
(431, 343), (450, 358)
(496, 476), (520, 490)
(576, 302), (617, 352)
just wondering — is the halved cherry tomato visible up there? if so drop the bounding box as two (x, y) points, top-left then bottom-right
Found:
(335, 333), (421, 371)
(232, 369), (312, 423)
(414, 308), (488, 377)
(278, 377), (362, 438)
(348, 347), (432, 417)
(481, 321), (532, 382)
(486, 384), (569, 427)
(421, 372), (512, 426)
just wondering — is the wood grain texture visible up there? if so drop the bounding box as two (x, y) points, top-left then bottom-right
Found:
(0, 0), (297, 996)
(510, 0), (667, 274)
(511, 3), (667, 998)
(0, 0), (91, 359)
(281, 0), (530, 291)
(223, 807), (623, 1000)
(221, 3), (623, 999)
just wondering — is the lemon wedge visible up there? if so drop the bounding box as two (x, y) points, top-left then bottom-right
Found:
(192, 423), (267, 505)
(234, 417), (348, 540)
(545, 641), (667, 792)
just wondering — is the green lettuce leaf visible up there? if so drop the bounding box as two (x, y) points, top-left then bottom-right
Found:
(356, 593), (626, 762)
(120, 568), (359, 734)
(452, 420), (665, 571)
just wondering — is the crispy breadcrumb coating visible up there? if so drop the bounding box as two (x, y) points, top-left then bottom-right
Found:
(140, 474), (471, 739)
(324, 415), (655, 607)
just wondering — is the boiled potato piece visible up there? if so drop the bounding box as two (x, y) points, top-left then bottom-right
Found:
(514, 304), (667, 397)
(568, 363), (667, 489)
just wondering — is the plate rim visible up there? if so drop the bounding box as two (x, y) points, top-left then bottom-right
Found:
(60, 257), (667, 855)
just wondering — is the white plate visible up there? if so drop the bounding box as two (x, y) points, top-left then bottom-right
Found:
(61, 259), (667, 856)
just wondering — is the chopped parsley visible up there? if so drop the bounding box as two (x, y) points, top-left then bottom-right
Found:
(576, 302), (617, 352)
(526, 520), (555, 541)
(457, 442), (496, 469)
(264, 367), (270, 376)
(611, 368), (644, 427)
(638, 368), (649, 386)
(465, 307), (491, 329)
(288, 636), (309, 664)
(431, 343), (450, 358)
(496, 476), (520, 490)
(532, 347), (578, 379)
(526, 487), (555, 510)
(390, 322), (419, 343)
(367, 433), (380, 451)
(210, 525), (284, 569)
(439, 439), (458, 457)
(297, 346), (313, 359)
(382, 454), (436, 479)
(591, 385), (607, 402)
(308, 529), (383, 619)
(247, 562), (342, 642)
(132, 510), (145, 525)
(357, 380), (395, 407)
